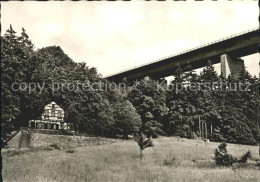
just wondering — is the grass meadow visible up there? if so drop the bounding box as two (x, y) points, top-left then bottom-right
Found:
(2, 137), (260, 182)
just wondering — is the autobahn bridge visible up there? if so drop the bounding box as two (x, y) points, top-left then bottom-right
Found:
(106, 28), (259, 82)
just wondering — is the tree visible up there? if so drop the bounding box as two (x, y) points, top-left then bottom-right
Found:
(128, 78), (168, 137)
(113, 100), (142, 139)
(134, 130), (153, 160)
(1, 26), (125, 141)
(1, 26), (37, 142)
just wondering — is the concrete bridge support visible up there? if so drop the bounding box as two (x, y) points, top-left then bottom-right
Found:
(220, 54), (244, 79)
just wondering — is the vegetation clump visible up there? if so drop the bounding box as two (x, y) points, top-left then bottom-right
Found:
(49, 143), (61, 150)
(66, 149), (74, 153)
(238, 151), (252, 163)
(134, 130), (153, 160)
(214, 143), (252, 166)
(214, 143), (236, 166)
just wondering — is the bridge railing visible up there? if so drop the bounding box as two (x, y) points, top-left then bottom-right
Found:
(105, 27), (259, 78)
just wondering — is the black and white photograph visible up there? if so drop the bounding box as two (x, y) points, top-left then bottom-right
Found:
(1, 1), (260, 181)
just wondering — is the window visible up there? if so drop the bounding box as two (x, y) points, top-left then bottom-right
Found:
(57, 111), (62, 117)
(44, 110), (49, 116)
(44, 110), (49, 119)
(51, 110), (55, 117)
(51, 104), (56, 117)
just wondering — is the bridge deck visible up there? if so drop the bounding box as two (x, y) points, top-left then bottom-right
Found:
(106, 28), (259, 82)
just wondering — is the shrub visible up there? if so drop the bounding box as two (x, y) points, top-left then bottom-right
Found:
(163, 156), (176, 166)
(214, 143), (236, 166)
(61, 129), (74, 136)
(66, 149), (74, 153)
(46, 147), (54, 150)
(256, 160), (260, 168)
(239, 151), (252, 163)
(214, 143), (253, 166)
(49, 143), (61, 149)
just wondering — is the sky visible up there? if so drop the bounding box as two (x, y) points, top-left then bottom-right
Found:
(1, 1), (259, 79)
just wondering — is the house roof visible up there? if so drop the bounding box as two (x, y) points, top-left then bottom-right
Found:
(45, 101), (64, 111)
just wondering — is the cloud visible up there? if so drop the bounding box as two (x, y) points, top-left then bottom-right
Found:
(195, 9), (221, 25)
(1, 1), (259, 78)
(34, 22), (64, 48)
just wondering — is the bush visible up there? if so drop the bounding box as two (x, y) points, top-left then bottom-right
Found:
(239, 151), (252, 163)
(61, 129), (75, 136)
(214, 143), (253, 166)
(49, 143), (61, 149)
(66, 149), (74, 153)
(256, 160), (260, 168)
(214, 143), (236, 166)
(163, 156), (176, 166)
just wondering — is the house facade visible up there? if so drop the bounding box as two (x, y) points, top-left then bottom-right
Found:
(28, 102), (74, 131)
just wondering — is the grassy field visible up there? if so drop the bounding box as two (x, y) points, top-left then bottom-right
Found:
(2, 137), (260, 182)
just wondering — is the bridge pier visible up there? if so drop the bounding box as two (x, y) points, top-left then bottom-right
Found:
(220, 54), (244, 79)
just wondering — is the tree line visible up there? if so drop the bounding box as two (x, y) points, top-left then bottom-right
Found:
(1, 26), (260, 145)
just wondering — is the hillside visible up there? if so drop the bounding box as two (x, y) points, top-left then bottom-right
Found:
(6, 128), (118, 149)
(2, 137), (260, 181)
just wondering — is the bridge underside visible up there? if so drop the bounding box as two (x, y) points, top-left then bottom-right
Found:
(107, 29), (259, 82)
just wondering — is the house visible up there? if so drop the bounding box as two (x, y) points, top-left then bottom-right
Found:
(28, 101), (74, 131)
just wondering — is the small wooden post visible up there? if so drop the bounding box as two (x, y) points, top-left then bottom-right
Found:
(210, 120), (213, 134)
(199, 116), (201, 138)
(180, 116), (183, 134)
(256, 104), (259, 156)
(202, 121), (204, 139)
(188, 118), (190, 133)
(256, 104), (259, 128)
(205, 122), (207, 140)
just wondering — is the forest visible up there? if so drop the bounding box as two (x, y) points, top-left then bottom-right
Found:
(1, 26), (260, 145)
